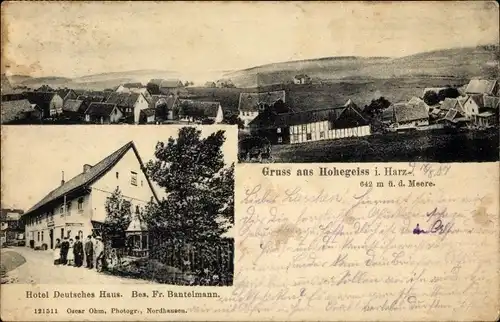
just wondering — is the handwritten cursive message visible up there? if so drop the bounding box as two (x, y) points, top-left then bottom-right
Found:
(190, 164), (498, 321)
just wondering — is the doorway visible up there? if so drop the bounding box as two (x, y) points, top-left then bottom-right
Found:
(49, 229), (54, 249)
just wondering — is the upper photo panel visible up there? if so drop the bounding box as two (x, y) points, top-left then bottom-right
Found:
(1, 1), (499, 162)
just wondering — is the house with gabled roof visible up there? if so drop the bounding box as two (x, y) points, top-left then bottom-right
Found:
(249, 99), (370, 144)
(178, 99), (224, 123)
(105, 92), (149, 124)
(293, 74), (312, 85)
(1, 99), (42, 124)
(84, 102), (123, 124)
(139, 108), (157, 124)
(25, 91), (64, 118)
(56, 88), (78, 102)
(22, 141), (159, 250)
(238, 90), (286, 127)
(62, 99), (87, 121)
(150, 94), (180, 121)
(391, 100), (429, 130)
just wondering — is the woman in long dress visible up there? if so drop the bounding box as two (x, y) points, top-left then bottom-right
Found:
(53, 239), (61, 265)
(67, 239), (75, 266)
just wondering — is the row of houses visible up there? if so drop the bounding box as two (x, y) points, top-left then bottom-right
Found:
(1, 78), (224, 125)
(238, 78), (499, 146)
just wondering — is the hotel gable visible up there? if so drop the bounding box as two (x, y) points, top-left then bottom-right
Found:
(22, 142), (159, 251)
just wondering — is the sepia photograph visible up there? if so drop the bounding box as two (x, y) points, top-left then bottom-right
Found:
(1, 2), (498, 163)
(1, 126), (236, 286)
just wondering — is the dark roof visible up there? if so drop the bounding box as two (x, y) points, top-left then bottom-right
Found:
(440, 98), (458, 111)
(106, 92), (140, 108)
(62, 99), (84, 113)
(239, 90), (286, 112)
(149, 79), (163, 86)
(141, 107), (156, 117)
(23, 141), (159, 217)
(294, 74), (310, 79)
(56, 88), (74, 100)
(25, 91), (59, 107)
(159, 79), (184, 88)
(76, 94), (106, 104)
(468, 94), (484, 108)
(393, 101), (428, 123)
(249, 100), (366, 129)
(1, 99), (35, 123)
(465, 79), (497, 95)
(444, 109), (459, 122)
(85, 102), (118, 117)
(178, 99), (221, 118)
(122, 83), (143, 89)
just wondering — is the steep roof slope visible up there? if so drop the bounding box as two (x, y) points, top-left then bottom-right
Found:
(23, 141), (159, 217)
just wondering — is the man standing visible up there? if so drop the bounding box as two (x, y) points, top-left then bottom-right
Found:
(84, 235), (94, 269)
(94, 236), (104, 272)
(60, 237), (70, 265)
(73, 236), (84, 267)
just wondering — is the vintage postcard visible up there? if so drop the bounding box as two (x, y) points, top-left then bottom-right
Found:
(1, 1), (499, 321)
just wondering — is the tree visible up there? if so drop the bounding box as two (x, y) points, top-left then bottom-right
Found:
(437, 87), (460, 102)
(423, 91), (440, 106)
(364, 96), (391, 118)
(143, 127), (234, 243)
(146, 82), (160, 95)
(103, 187), (132, 250)
(223, 113), (245, 129)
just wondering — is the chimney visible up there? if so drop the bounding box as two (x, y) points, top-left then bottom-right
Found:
(61, 171), (65, 186)
(83, 164), (93, 173)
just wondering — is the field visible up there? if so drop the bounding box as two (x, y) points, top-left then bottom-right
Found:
(269, 128), (499, 163)
(225, 45), (499, 87)
(187, 77), (469, 114)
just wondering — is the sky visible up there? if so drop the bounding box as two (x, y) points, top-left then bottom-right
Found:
(2, 1), (498, 79)
(1, 125), (237, 211)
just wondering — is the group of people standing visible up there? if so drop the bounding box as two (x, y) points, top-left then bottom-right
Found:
(53, 235), (104, 271)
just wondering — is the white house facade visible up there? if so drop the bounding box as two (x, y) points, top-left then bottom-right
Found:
(22, 142), (158, 250)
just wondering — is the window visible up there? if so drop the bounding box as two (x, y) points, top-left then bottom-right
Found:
(67, 231), (71, 238)
(61, 228), (64, 239)
(278, 137), (283, 143)
(78, 231), (84, 239)
(302, 125), (307, 132)
(141, 180), (144, 187)
(131, 171), (138, 186)
(60, 206), (64, 215)
(306, 133), (312, 141)
(66, 202), (72, 215)
(78, 198), (84, 211)
(276, 127), (281, 133)
(41, 231), (44, 242)
(320, 131), (325, 138)
(136, 205), (140, 214)
(116, 172), (119, 179)
(37, 232), (40, 241)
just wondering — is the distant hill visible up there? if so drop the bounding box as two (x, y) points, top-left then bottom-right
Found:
(5, 45), (498, 90)
(223, 45), (499, 87)
(7, 69), (182, 91)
